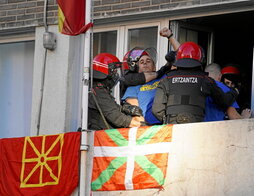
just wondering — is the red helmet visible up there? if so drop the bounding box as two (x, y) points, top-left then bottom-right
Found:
(93, 53), (121, 79)
(122, 47), (147, 72)
(175, 42), (205, 68)
(122, 47), (157, 72)
(221, 66), (240, 75)
(221, 65), (241, 86)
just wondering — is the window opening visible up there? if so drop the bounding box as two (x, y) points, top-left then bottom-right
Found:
(93, 31), (117, 57)
(128, 26), (158, 51)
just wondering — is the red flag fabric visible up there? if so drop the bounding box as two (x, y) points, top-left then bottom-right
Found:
(57, 0), (93, 35)
(0, 132), (80, 196)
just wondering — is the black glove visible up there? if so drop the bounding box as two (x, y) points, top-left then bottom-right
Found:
(156, 51), (177, 79)
(165, 51), (176, 64)
(122, 72), (146, 86)
(121, 102), (143, 116)
(156, 64), (171, 79)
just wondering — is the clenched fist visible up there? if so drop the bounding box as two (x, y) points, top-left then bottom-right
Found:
(159, 27), (173, 38)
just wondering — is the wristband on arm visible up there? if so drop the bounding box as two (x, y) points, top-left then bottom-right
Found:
(167, 33), (173, 39)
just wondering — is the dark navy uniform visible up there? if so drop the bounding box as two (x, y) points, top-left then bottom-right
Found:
(88, 81), (132, 130)
(152, 69), (238, 124)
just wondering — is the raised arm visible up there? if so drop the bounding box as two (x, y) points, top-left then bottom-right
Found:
(160, 27), (180, 51)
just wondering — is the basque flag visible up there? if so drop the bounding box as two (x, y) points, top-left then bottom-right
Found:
(91, 125), (173, 191)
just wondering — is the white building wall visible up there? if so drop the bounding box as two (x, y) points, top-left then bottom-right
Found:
(30, 25), (83, 136)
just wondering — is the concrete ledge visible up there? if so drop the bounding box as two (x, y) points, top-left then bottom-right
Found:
(90, 119), (254, 195)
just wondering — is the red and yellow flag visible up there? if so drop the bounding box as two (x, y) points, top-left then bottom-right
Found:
(57, 0), (93, 35)
(91, 125), (173, 191)
(0, 132), (80, 196)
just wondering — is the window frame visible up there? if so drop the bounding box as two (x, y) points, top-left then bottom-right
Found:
(93, 18), (169, 70)
(125, 22), (160, 68)
(173, 21), (214, 64)
(0, 39), (35, 138)
(0, 33), (34, 44)
(93, 19), (169, 102)
(92, 26), (120, 58)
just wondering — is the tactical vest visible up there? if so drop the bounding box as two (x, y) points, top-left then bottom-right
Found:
(88, 82), (114, 130)
(164, 70), (207, 123)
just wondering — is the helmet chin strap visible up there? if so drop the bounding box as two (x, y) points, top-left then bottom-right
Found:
(111, 72), (120, 88)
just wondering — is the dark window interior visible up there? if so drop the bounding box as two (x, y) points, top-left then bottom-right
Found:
(182, 11), (254, 109)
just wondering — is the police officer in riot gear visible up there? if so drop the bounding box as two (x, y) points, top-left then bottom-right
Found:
(152, 42), (239, 124)
(221, 65), (241, 88)
(221, 65), (252, 118)
(88, 53), (144, 130)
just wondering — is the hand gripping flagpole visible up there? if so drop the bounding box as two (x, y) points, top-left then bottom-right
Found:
(79, 0), (92, 195)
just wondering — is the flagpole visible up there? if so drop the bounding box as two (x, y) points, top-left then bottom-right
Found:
(79, 0), (92, 194)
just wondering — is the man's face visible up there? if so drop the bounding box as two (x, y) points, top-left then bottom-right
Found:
(138, 55), (155, 73)
(223, 78), (235, 88)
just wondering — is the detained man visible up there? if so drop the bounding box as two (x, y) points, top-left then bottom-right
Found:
(122, 52), (165, 125)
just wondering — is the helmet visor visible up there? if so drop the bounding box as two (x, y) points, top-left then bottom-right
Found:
(108, 61), (123, 79)
(127, 47), (145, 72)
